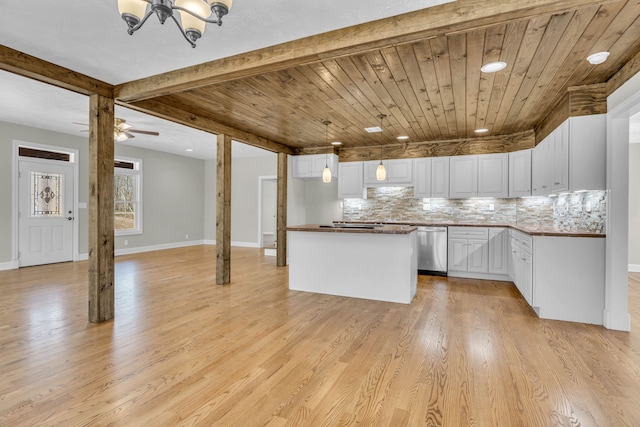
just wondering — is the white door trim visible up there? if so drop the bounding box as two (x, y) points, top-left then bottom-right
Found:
(12, 140), (80, 267)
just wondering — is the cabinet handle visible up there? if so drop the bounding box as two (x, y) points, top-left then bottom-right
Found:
(542, 185), (547, 189)
(522, 258), (526, 261)
(554, 182), (560, 185)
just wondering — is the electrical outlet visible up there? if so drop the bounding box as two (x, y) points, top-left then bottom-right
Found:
(423, 203), (431, 211)
(586, 201), (592, 212)
(185, 234), (189, 240)
(124, 239), (128, 246)
(489, 203), (494, 211)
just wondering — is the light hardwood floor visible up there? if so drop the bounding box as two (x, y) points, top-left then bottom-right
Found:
(1, 246), (639, 426)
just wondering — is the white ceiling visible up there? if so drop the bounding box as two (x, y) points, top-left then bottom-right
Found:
(1, 0), (639, 155)
(0, 0), (454, 159)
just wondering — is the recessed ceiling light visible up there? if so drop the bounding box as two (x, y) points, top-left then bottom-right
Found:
(474, 128), (489, 133)
(186, 148), (193, 152)
(397, 135), (409, 140)
(480, 61), (507, 73)
(331, 141), (342, 146)
(364, 126), (382, 133)
(587, 52), (610, 65)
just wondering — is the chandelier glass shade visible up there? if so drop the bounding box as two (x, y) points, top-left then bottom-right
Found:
(117, 0), (233, 48)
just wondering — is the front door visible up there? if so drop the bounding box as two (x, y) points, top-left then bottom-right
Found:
(18, 160), (74, 267)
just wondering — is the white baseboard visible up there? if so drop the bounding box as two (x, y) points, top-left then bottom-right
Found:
(603, 310), (631, 331)
(76, 253), (89, 261)
(231, 241), (260, 248)
(0, 260), (19, 271)
(264, 248), (277, 257)
(628, 264), (640, 272)
(204, 240), (260, 248)
(115, 240), (205, 256)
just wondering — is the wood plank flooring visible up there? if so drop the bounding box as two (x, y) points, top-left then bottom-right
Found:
(1, 246), (639, 426)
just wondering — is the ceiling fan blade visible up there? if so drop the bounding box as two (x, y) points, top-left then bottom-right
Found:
(129, 129), (160, 136)
(119, 122), (133, 131)
(72, 122), (89, 126)
(124, 131), (135, 139)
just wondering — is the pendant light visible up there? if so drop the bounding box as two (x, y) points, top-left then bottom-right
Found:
(376, 114), (387, 181)
(321, 120), (332, 183)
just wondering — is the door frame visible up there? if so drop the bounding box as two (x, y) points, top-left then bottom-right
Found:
(12, 140), (80, 267)
(257, 175), (277, 247)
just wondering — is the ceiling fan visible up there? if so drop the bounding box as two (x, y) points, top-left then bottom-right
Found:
(73, 118), (160, 142)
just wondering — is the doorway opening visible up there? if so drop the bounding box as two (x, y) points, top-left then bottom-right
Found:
(258, 176), (277, 256)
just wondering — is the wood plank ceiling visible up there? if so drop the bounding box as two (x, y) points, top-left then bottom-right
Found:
(125, 0), (640, 155)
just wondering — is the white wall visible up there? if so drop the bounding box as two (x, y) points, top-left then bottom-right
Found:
(0, 121), (206, 265)
(303, 179), (343, 224)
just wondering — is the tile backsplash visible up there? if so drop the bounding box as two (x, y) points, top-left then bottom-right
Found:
(342, 187), (607, 232)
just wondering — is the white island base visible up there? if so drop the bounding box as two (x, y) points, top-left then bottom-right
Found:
(288, 226), (417, 304)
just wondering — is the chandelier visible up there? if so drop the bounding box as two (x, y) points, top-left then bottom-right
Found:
(117, 0), (233, 48)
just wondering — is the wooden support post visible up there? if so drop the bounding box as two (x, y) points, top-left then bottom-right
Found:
(88, 94), (115, 323)
(216, 134), (232, 285)
(277, 153), (288, 267)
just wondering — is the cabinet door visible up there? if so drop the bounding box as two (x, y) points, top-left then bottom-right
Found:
(569, 115), (606, 191)
(449, 155), (478, 198)
(338, 162), (364, 198)
(431, 157), (450, 198)
(363, 160), (387, 185)
(311, 154), (338, 178)
(488, 228), (508, 275)
(478, 153), (508, 197)
(467, 239), (489, 273)
(532, 137), (552, 195)
(448, 238), (468, 272)
(509, 149), (531, 197)
(522, 252), (533, 305)
(552, 121), (569, 192)
(413, 158), (432, 198)
(386, 159), (413, 184)
(293, 156), (313, 178)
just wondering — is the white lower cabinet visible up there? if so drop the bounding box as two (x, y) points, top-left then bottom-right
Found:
(448, 227), (489, 276)
(488, 227), (509, 275)
(510, 230), (533, 305)
(448, 226), (510, 281)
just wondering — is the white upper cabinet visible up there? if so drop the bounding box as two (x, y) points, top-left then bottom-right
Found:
(413, 157), (449, 198)
(531, 114), (605, 195)
(449, 155), (478, 199)
(478, 153), (509, 197)
(338, 162), (364, 199)
(569, 114), (606, 191)
(450, 154), (508, 198)
(293, 154), (338, 179)
(509, 149), (532, 197)
(363, 158), (413, 186)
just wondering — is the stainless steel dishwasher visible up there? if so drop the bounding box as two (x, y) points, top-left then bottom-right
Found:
(416, 226), (448, 276)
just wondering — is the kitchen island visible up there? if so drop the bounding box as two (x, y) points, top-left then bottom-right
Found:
(286, 224), (417, 304)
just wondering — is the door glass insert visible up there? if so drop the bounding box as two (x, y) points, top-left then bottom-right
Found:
(31, 172), (64, 217)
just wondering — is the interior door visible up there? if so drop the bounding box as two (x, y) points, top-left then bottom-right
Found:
(18, 160), (74, 267)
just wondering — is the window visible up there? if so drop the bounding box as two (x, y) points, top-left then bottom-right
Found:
(114, 157), (142, 235)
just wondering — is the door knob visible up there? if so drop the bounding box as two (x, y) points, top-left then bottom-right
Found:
(67, 216), (74, 221)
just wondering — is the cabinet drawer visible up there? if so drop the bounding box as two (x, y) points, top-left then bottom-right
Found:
(510, 230), (532, 253)
(448, 226), (489, 240)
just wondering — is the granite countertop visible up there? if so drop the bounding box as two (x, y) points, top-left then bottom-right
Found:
(286, 223), (417, 235)
(332, 221), (605, 238)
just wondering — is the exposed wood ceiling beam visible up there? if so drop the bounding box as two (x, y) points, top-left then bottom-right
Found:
(0, 45), (113, 98)
(122, 99), (295, 155)
(115, 0), (618, 103)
